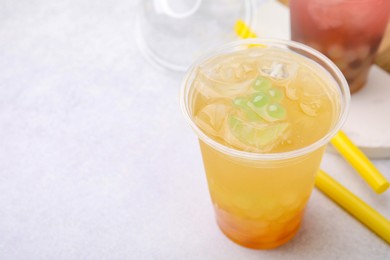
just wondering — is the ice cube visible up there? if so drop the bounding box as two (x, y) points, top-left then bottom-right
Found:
(292, 70), (328, 101)
(193, 67), (254, 100)
(200, 49), (260, 84)
(213, 62), (257, 83)
(195, 103), (231, 139)
(259, 61), (298, 84)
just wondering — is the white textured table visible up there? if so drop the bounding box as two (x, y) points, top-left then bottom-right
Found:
(0, 1), (389, 259)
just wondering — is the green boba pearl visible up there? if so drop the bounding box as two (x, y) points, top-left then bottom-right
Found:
(251, 92), (269, 108)
(268, 88), (284, 102)
(267, 103), (286, 119)
(233, 97), (261, 121)
(233, 97), (247, 108)
(253, 76), (272, 91)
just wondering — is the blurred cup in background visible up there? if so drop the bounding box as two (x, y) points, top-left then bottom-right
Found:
(290, 0), (390, 93)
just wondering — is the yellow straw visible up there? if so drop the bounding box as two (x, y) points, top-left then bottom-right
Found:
(234, 19), (257, 39)
(316, 170), (390, 244)
(331, 131), (389, 194)
(235, 20), (389, 194)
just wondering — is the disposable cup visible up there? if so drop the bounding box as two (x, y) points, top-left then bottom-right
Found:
(290, 0), (390, 93)
(180, 39), (350, 249)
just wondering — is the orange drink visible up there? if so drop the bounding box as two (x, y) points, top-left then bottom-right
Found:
(180, 39), (350, 249)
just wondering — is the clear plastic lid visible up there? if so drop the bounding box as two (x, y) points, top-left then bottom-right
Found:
(135, 0), (257, 71)
(180, 39), (351, 161)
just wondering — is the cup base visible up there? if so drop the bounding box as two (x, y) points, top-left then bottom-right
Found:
(216, 217), (302, 250)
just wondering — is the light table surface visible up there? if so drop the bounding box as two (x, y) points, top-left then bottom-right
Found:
(0, 0), (389, 259)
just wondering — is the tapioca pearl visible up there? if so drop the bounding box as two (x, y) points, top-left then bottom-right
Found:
(327, 44), (344, 59)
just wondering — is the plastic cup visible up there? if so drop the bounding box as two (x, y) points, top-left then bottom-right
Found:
(180, 39), (350, 249)
(290, 0), (390, 93)
(135, 0), (257, 71)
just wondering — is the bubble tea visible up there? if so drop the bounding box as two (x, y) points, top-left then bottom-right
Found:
(181, 39), (350, 249)
(290, 0), (390, 93)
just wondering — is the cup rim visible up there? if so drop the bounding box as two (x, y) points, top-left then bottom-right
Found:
(180, 38), (351, 161)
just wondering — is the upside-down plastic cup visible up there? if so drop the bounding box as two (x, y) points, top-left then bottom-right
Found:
(180, 39), (350, 249)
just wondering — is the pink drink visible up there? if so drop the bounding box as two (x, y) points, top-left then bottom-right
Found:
(290, 0), (390, 93)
